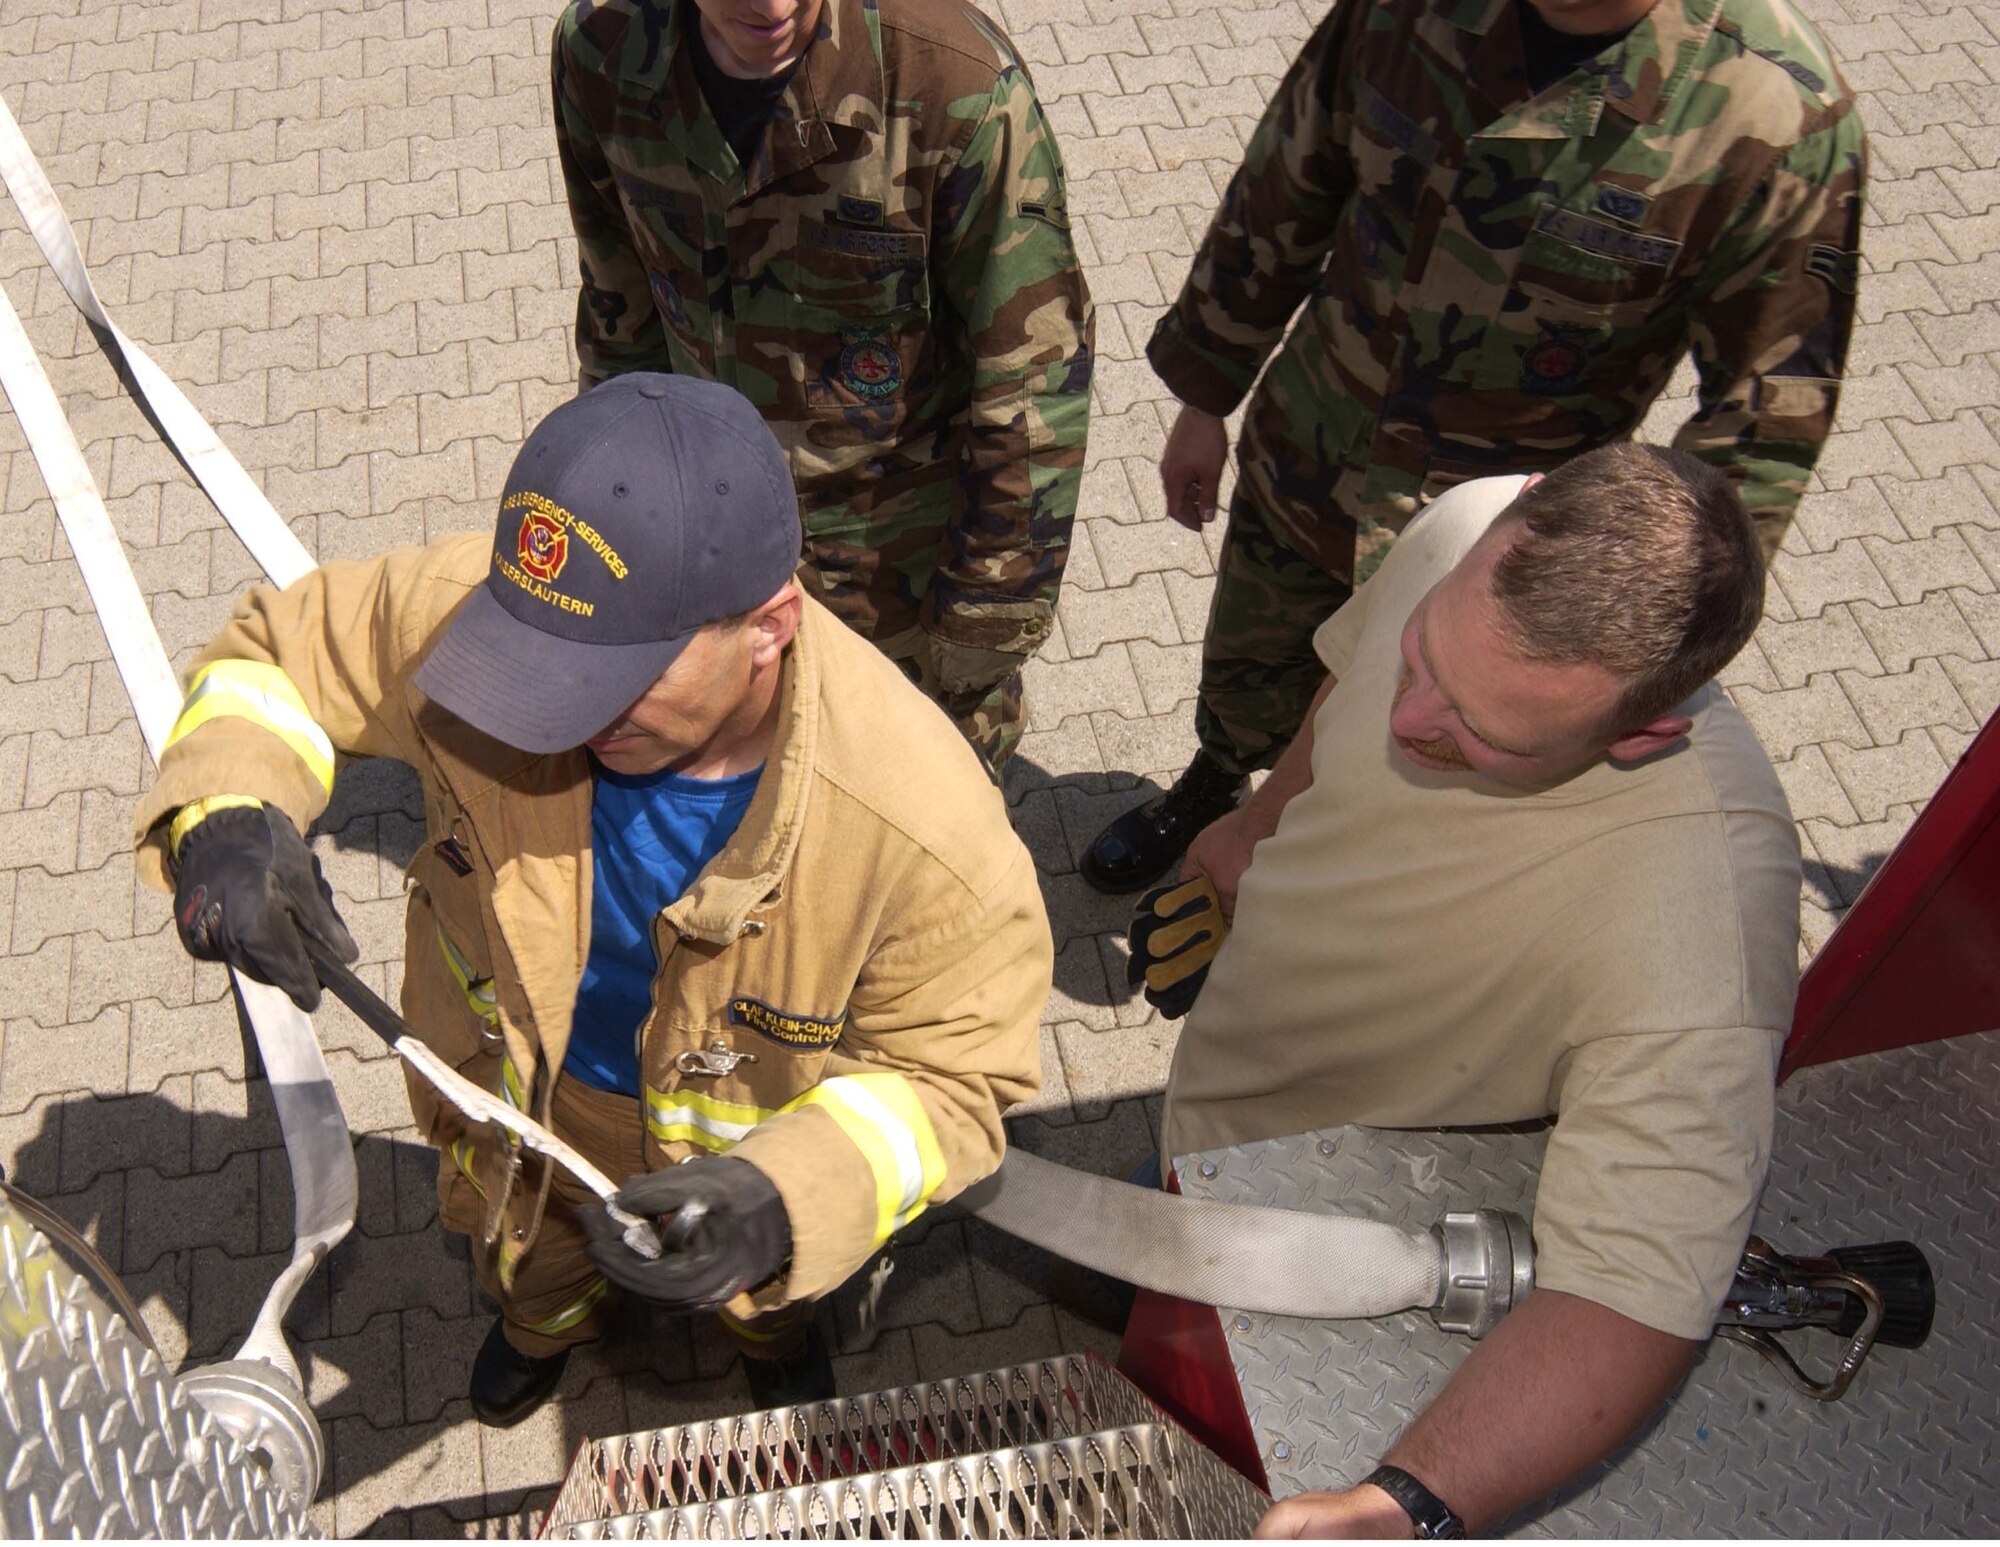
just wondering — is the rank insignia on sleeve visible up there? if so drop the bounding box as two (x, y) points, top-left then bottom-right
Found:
(1520, 325), (1591, 394)
(1805, 244), (1860, 295)
(837, 332), (902, 399)
(728, 996), (848, 1049)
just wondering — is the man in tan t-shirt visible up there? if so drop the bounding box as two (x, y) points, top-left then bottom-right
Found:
(1148, 444), (1800, 1538)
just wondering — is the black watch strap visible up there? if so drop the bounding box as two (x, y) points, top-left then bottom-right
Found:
(1361, 1464), (1467, 1539)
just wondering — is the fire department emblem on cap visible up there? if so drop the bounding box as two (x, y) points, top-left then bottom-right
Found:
(838, 334), (901, 399)
(518, 507), (569, 583)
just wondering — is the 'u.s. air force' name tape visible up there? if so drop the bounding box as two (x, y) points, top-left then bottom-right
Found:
(729, 996), (847, 1049)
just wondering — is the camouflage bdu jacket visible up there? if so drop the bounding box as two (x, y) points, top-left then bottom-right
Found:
(553, 0), (1094, 708)
(1152, 0), (1866, 569)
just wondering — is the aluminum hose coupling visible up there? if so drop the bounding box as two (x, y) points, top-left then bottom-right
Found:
(1429, 1209), (1535, 1339)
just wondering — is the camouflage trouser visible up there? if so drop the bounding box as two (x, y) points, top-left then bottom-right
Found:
(1195, 491), (1358, 777)
(795, 546), (1026, 771)
(894, 650), (1021, 772)
(437, 1076), (811, 1362)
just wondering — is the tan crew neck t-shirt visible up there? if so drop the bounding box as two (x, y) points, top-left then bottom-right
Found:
(1163, 477), (1801, 1339)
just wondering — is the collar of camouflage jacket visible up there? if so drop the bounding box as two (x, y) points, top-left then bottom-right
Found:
(654, 0), (887, 191)
(791, 0), (887, 135)
(1455, 0), (1725, 129)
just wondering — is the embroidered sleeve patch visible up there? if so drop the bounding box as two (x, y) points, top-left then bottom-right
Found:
(1805, 244), (1860, 295)
(728, 996), (848, 1050)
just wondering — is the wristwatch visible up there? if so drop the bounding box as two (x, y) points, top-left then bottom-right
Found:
(1361, 1464), (1467, 1539)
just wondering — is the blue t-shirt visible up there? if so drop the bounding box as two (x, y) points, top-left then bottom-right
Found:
(566, 761), (762, 1095)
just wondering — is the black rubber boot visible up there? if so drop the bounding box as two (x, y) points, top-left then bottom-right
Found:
(743, 1324), (837, 1409)
(1081, 751), (1248, 894)
(469, 1319), (571, 1428)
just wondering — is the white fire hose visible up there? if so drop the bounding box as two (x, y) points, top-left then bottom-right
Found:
(0, 86), (1534, 1512)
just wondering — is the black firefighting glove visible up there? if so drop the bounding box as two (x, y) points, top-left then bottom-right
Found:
(170, 801), (358, 1012)
(1127, 874), (1230, 1020)
(580, 1157), (792, 1311)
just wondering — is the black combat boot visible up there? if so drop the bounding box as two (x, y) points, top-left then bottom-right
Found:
(469, 1318), (571, 1427)
(1080, 751), (1248, 893)
(743, 1324), (837, 1409)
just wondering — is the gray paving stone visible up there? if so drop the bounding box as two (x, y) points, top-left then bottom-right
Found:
(1772, 744), (1862, 826)
(1021, 643), (1145, 731)
(1055, 1012), (1177, 1109)
(0, 1002), (127, 1112)
(303, 1311), (407, 1429)
(1803, 806), (1922, 906)
(328, 1216), (475, 1337)
(1850, 592), (1990, 675)
(1940, 652), (2000, 721)
(331, 1405), (488, 1538)
(1771, 538), (1900, 616)
(1756, 604), (1886, 688)
(1044, 931), (1120, 1033)
(1950, 585), (2000, 656)
(1864, 525), (1995, 602)
(1732, 673), (1872, 761)
(1963, 518), (2000, 587)
(1825, 727), (1956, 822)
(1791, 476), (1909, 551)
(478, 1374), (625, 1517)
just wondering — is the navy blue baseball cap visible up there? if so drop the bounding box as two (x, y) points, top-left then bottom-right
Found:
(414, 374), (801, 753)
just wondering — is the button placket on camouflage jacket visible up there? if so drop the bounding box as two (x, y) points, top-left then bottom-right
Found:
(1150, 0), (1866, 570)
(553, 0), (1094, 684)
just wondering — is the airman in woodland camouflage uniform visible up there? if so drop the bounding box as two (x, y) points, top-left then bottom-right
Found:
(1082, 0), (1865, 891)
(553, 0), (1094, 765)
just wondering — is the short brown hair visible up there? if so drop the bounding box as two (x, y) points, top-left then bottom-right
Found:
(1487, 444), (1765, 730)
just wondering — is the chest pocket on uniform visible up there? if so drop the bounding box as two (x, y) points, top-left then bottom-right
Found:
(1477, 200), (1681, 392)
(790, 219), (932, 416)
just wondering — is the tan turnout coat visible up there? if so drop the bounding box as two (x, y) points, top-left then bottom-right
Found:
(133, 534), (1050, 1311)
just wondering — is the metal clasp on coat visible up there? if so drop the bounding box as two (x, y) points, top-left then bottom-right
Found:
(675, 1040), (759, 1078)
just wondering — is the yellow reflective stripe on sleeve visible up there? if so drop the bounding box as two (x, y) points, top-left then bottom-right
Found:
(434, 922), (500, 1028)
(164, 660), (336, 795)
(790, 1074), (948, 1247)
(644, 1086), (777, 1153)
(501, 1056), (526, 1112)
(166, 793), (263, 858)
(519, 1277), (609, 1337)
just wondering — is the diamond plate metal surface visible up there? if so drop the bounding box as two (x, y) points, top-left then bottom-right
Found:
(1184, 1031), (2000, 1536)
(0, 1200), (316, 1539)
(545, 1353), (1267, 1539)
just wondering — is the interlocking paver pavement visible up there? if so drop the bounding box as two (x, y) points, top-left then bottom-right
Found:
(0, 0), (1994, 1532)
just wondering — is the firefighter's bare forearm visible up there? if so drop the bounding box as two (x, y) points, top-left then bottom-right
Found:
(1182, 674), (1333, 916)
(1242, 673), (1333, 840)
(1386, 1289), (1695, 1532)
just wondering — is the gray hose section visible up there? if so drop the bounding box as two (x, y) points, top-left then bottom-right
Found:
(966, 1149), (1443, 1318)
(0, 91), (354, 1390)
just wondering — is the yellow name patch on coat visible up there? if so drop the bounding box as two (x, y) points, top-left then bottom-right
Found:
(728, 996), (847, 1050)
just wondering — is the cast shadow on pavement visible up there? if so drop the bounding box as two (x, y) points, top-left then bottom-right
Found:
(0, 1056), (786, 1535)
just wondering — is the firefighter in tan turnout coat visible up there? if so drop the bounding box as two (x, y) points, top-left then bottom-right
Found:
(134, 376), (1050, 1424)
